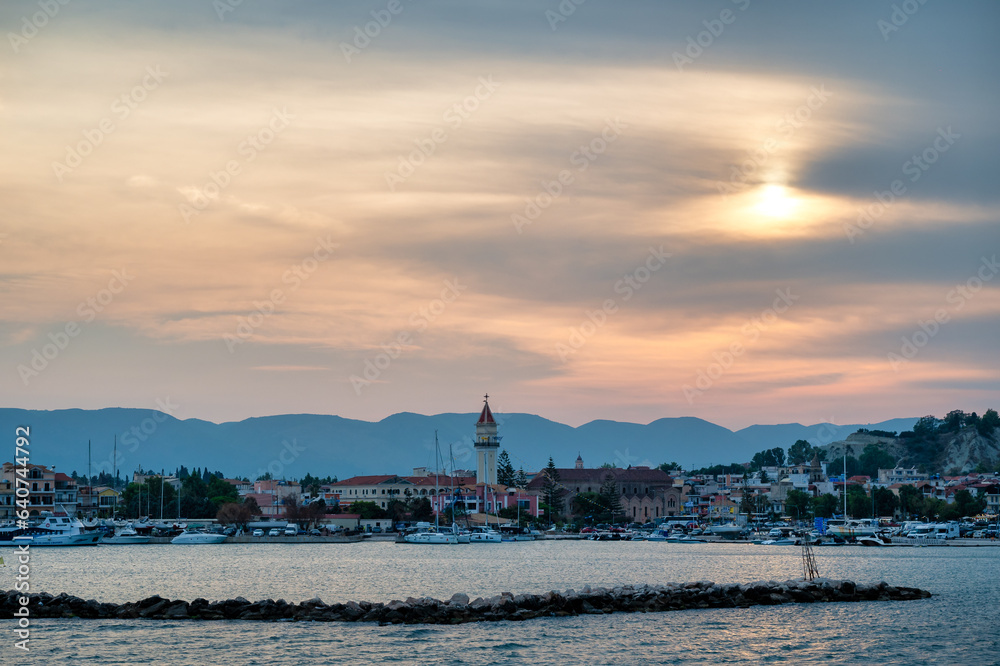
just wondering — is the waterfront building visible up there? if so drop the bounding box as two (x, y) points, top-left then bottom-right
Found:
(0, 462), (80, 517)
(527, 458), (681, 521)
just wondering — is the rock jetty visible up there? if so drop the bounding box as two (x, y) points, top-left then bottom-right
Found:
(1, 579), (930, 624)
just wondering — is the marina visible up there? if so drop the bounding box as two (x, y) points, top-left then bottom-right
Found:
(3, 540), (997, 664)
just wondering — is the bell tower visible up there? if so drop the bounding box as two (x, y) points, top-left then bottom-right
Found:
(475, 394), (500, 485)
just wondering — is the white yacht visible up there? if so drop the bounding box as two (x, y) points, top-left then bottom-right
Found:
(170, 529), (228, 544)
(12, 514), (101, 547)
(706, 522), (743, 538)
(103, 523), (151, 544)
(467, 527), (502, 543)
(403, 530), (459, 545)
(826, 519), (880, 538)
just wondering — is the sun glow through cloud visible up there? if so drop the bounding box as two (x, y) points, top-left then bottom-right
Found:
(0, 2), (997, 431)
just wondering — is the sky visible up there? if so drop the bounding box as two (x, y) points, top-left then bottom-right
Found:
(2, 1), (998, 431)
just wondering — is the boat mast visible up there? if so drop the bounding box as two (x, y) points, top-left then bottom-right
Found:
(843, 447), (848, 519)
(434, 431), (440, 531)
(87, 439), (92, 518)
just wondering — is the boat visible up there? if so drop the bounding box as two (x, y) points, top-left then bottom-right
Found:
(826, 518), (880, 539)
(758, 538), (798, 545)
(706, 522), (743, 539)
(12, 514), (102, 547)
(857, 534), (892, 547)
(675, 535), (707, 543)
(403, 432), (458, 545)
(102, 523), (152, 544)
(467, 526), (502, 543)
(170, 529), (228, 544)
(403, 529), (458, 545)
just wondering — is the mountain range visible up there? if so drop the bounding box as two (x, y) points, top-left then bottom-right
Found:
(0, 408), (919, 481)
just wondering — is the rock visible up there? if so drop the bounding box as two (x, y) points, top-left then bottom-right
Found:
(449, 593), (470, 606)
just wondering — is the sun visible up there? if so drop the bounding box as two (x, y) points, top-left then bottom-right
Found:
(754, 185), (799, 218)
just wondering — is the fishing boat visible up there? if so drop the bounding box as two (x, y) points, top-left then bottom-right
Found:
(12, 514), (102, 547)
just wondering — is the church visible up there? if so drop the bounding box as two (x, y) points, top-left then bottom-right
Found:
(526, 454), (682, 522)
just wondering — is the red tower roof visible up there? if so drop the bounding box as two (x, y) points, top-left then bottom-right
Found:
(477, 395), (495, 424)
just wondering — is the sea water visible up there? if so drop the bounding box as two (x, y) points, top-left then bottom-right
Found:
(3, 541), (998, 665)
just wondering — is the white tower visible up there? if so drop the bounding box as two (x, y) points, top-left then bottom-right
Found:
(474, 394), (500, 485)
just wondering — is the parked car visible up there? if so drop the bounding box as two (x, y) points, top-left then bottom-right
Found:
(309, 528), (322, 536)
(371, 526), (382, 533)
(252, 529), (264, 537)
(268, 528), (281, 536)
(284, 525), (297, 536)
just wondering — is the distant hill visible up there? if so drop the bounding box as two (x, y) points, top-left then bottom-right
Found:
(0, 407), (918, 481)
(823, 415), (1000, 474)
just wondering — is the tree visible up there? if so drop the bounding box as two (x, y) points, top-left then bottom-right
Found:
(514, 468), (528, 488)
(409, 497), (433, 521)
(242, 495), (261, 516)
(207, 477), (239, 507)
(846, 484), (872, 518)
(897, 484), (923, 519)
(657, 462), (681, 473)
(784, 489), (811, 520)
(978, 408), (1000, 437)
(941, 410), (966, 433)
(912, 415), (939, 438)
(571, 492), (604, 521)
(873, 487), (898, 517)
(497, 450), (515, 487)
(599, 473), (622, 523)
(858, 444), (895, 478)
(810, 493), (839, 519)
(216, 502), (252, 529)
(541, 457), (564, 522)
(787, 440), (814, 465)
(750, 447), (786, 471)
(349, 501), (385, 519)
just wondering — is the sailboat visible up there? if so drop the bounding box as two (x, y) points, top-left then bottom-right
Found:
(468, 458), (501, 543)
(404, 432), (458, 545)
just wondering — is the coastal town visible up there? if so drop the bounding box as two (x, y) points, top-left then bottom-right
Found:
(3, 399), (999, 545)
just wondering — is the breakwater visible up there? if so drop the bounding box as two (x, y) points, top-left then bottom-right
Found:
(1, 579), (929, 624)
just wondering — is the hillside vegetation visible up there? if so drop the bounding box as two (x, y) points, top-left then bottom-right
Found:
(825, 409), (1000, 475)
